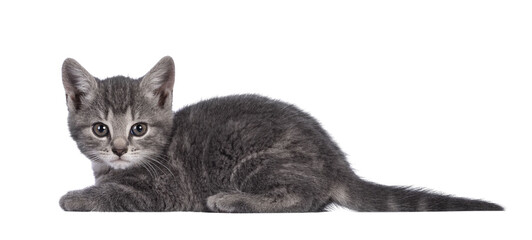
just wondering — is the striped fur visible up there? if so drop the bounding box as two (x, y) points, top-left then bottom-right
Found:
(60, 57), (503, 212)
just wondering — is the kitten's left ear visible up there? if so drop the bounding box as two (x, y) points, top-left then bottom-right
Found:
(140, 56), (175, 109)
(62, 58), (98, 112)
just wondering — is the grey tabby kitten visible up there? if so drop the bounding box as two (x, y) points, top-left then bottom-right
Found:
(60, 56), (503, 212)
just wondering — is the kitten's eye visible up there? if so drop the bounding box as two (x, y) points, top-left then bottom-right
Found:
(130, 123), (148, 137)
(92, 123), (109, 137)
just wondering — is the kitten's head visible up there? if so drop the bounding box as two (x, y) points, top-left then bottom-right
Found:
(61, 56), (175, 170)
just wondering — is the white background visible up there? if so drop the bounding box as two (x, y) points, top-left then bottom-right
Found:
(0, 0), (530, 239)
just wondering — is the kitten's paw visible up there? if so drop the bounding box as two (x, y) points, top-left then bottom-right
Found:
(59, 190), (97, 211)
(207, 192), (249, 213)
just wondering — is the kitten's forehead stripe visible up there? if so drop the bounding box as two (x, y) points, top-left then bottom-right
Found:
(99, 76), (137, 115)
(131, 105), (137, 121)
(99, 109), (106, 121)
(105, 108), (113, 121)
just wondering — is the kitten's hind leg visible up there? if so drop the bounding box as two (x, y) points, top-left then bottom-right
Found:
(207, 162), (331, 213)
(207, 188), (311, 213)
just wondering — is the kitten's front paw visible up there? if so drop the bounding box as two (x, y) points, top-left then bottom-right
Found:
(59, 190), (97, 211)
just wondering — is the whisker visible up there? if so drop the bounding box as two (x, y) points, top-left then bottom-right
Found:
(147, 160), (164, 174)
(136, 157), (158, 180)
(147, 160), (162, 176)
(144, 161), (159, 178)
(85, 153), (103, 163)
(140, 162), (155, 179)
(139, 153), (177, 181)
(147, 157), (176, 179)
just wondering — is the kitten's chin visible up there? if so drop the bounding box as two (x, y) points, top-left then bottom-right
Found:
(109, 159), (133, 170)
(105, 155), (138, 170)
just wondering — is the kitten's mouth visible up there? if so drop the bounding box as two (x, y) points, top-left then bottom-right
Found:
(111, 158), (130, 163)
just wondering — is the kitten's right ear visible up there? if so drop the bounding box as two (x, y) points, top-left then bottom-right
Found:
(62, 58), (98, 111)
(140, 56), (175, 109)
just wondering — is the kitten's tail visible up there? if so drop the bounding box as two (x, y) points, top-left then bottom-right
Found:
(331, 177), (503, 211)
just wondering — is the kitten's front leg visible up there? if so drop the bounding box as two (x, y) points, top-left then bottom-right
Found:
(60, 189), (100, 211)
(60, 183), (154, 211)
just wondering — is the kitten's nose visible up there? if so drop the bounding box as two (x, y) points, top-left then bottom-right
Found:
(112, 147), (128, 157)
(111, 137), (128, 157)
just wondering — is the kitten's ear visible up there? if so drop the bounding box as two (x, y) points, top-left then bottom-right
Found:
(62, 58), (98, 112)
(140, 56), (175, 109)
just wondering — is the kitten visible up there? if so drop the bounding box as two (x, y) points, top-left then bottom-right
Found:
(59, 56), (503, 212)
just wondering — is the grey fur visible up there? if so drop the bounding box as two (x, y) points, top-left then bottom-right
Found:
(60, 56), (503, 212)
